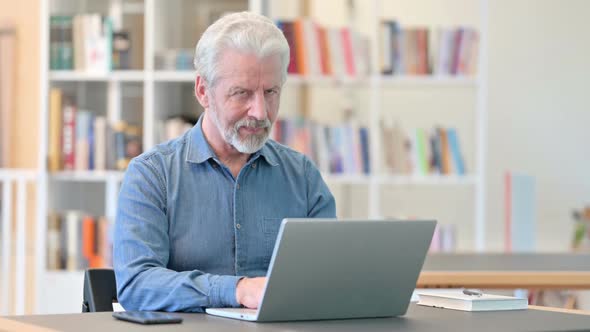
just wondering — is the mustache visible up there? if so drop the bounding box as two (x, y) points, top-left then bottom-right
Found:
(235, 118), (271, 130)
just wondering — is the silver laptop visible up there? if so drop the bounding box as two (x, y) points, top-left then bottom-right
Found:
(206, 219), (436, 322)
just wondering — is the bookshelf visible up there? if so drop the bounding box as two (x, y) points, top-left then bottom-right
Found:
(271, 0), (487, 250)
(33, 0), (488, 314)
(49, 170), (125, 182)
(49, 70), (145, 82)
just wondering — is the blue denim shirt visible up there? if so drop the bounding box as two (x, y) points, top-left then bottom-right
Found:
(113, 116), (336, 312)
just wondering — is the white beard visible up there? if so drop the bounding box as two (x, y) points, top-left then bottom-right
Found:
(209, 103), (271, 154)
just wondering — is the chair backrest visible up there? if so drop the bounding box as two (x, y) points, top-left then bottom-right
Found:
(82, 268), (118, 312)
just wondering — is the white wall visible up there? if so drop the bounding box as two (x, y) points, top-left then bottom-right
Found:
(486, 0), (590, 251)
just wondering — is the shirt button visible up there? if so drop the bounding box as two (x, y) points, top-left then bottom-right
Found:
(251, 163), (257, 168)
(236, 223), (241, 229)
(236, 183), (240, 189)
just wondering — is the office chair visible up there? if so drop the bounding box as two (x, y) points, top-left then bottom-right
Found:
(82, 268), (118, 312)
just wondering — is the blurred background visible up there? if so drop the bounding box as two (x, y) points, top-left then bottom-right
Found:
(0, 0), (589, 315)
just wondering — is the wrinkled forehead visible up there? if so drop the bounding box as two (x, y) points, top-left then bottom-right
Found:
(215, 51), (283, 89)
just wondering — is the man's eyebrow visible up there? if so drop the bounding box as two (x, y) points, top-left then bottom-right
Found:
(228, 86), (247, 93)
(227, 84), (280, 93)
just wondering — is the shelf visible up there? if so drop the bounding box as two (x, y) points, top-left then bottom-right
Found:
(0, 169), (38, 180)
(43, 270), (85, 278)
(287, 74), (370, 86)
(286, 74), (476, 87)
(377, 174), (478, 186)
(152, 72), (361, 84)
(48, 71), (476, 86)
(323, 174), (372, 184)
(322, 174), (478, 186)
(378, 75), (477, 87)
(49, 70), (145, 82)
(153, 70), (195, 82)
(49, 170), (125, 182)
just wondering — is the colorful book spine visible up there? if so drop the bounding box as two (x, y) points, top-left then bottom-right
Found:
(359, 127), (370, 174)
(48, 212), (112, 270)
(447, 128), (465, 175)
(62, 101), (76, 170)
(505, 173), (536, 252)
(48, 88), (63, 171)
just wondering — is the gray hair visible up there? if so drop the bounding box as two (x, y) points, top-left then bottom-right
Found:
(193, 11), (290, 87)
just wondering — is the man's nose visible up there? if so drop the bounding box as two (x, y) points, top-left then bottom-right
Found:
(248, 91), (267, 120)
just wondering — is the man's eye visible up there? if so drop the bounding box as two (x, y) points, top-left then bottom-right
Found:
(265, 89), (277, 95)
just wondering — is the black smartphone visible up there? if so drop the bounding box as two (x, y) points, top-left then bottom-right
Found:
(112, 311), (183, 324)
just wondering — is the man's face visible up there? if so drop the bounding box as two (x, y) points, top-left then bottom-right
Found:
(206, 50), (282, 154)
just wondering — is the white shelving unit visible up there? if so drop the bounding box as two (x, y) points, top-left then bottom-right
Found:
(38, 0), (256, 314)
(272, 0), (488, 250)
(49, 70), (145, 82)
(379, 75), (478, 87)
(34, 0), (488, 314)
(0, 170), (38, 315)
(49, 170), (126, 182)
(371, 1), (487, 251)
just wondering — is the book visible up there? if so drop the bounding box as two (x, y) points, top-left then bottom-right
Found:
(48, 88), (63, 171)
(111, 31), (130, 70)
(275, 20), (370, 78)
(417, 291), (528, 311)
(49, 16), (73, 70)
(505, 172), (536, 252)
(93, 116), (107, 170)
(62, 99), (76, 170)
(446, 128), (466, 175)
(379, 21), (394, 75)
(47, 213), (62, 270)
(113, 121), (128, 170)
(122, 12), (144, 70)
(49, 211), (112, 270)
(74, 111), (92, 171)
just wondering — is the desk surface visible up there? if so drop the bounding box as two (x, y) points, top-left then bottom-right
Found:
(422, 253), (590, 271)
(4, 304), (590, 332)
(418, 253), (590, 289)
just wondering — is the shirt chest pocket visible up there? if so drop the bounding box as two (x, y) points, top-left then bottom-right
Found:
(261, 217), (284, 263)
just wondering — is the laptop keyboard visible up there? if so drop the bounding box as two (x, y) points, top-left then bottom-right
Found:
(215, 308), (257, 315)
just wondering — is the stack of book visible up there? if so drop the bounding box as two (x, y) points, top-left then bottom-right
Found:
(155, 114), (199, 144)
(381, 123), (466, 176)
(48, 88), (142, 172)
(379, 21), (479, 76)
(154, 49), (194, 70)
(276, 19), (371, 77)
(49, 13), (138, 71)
(429, 224), (457, 253)
(272, 117), (370, 175)
(46, 211), (112, 271)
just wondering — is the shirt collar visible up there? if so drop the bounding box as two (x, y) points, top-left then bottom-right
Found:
(186, 114), (279, 167)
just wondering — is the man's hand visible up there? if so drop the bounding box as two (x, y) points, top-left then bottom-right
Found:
(235, 277), (267, 309)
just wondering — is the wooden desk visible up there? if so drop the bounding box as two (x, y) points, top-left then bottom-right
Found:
(417, 271), (590, 289)
(3, 304), (590, 332)
(418, 253), (590, 289)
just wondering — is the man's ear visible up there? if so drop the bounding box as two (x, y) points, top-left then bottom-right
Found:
(195, 76), (209, 108)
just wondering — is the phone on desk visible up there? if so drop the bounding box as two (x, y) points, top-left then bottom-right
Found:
(112, 311), (183, 324)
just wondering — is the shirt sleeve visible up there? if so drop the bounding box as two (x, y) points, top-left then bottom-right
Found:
(304, 157), (337, 218)
(113, 158), (242, 312)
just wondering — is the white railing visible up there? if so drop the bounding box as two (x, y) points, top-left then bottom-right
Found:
(0, 170), (38, 315)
